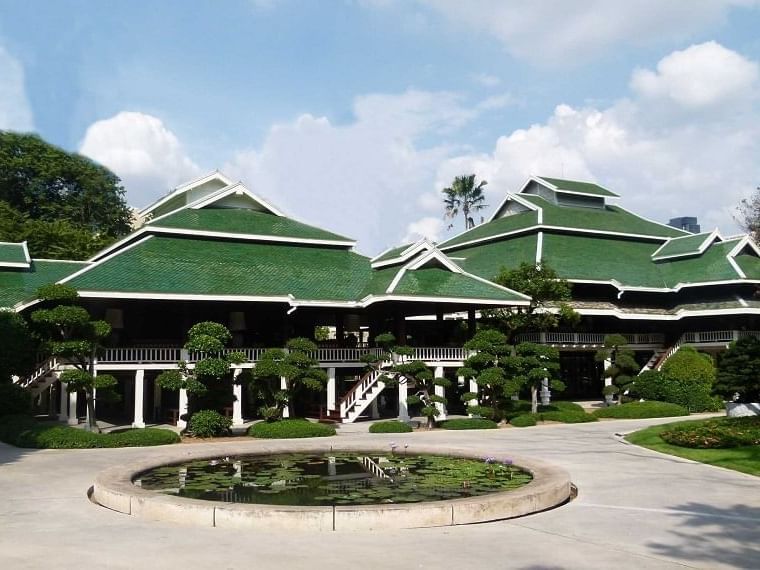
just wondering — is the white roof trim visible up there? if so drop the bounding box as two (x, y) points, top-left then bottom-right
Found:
(651, 229), (722, 261)
(59, 235), (156, 286)
(147, 226), (355, 247)
(406, 248), (462, 273)
(139, 171), (234, 217)
(188, 181), (284, 216)
(488, 187), (542, 222)
(533, 175), (619, 199)
(371, 238), (436, 268)
(0, 240), (31, 269)
(574, 306), (760, 321)
(567, 276), (760, 293)
(613, 204), (691, 237)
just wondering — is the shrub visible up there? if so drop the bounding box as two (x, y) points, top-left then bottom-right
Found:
(0, 383), (32, 417)
(715, 336), (760, 403)
(248, 418), (336, 439)
(439, 418), (498, 430)
(369, 420), (413, 433)
(538, 410), (598, 423)
(510, 415), (537, 427)
(632, 358), (722, 413)
(660, 416), (760, 448)
(189, 409), (232, 438)
(0, 415), (179, 448)
(593, 401), (688, 419)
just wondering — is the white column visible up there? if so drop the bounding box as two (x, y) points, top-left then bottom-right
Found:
(67, 389), (78, 426)
(280, 377), (290, 418)
(397, 380), (409, 422)
(153, 379), (162, 422)
(434, 366), (447, 420)
(232, 368), (244, 426)
(540, 377), (551, 406)
(468, 378), (478, 417)
(132, 370), (146, 428)
(58, 378), (68, 422)
(177, 388), (188, 429)
(369, 397), (380, 419)
(604, 358), (612, 387)
(326, 367), (337, 411)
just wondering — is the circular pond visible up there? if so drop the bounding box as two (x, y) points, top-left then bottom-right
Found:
(135, 452), (532, 506)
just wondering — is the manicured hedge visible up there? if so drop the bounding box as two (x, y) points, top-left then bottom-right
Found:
(248, 418), (336, 439)
(189, 409), (232, 438)
(0, 383), (32, 417)
(369, 420), (413, 433)
(593, 401), (689, 419)
(0, 415), (180, 448)
(510, 415), (537, 427)
(660, 416), (760, 449)
(439, 418), (498, 430)
(538, 410), (598, 423)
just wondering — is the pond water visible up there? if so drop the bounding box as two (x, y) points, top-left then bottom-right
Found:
(135, 452), (532, 506)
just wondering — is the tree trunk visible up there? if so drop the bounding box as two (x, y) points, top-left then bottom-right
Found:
(84, 391), (99, 432)
(531, 384), (538, 414)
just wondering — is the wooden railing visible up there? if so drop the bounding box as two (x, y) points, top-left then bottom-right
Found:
(101, 347), (181, 363)
(516, 332), (665, 345)
(339, 368), (386, 419)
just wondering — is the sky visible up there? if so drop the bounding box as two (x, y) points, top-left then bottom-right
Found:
(2, 0), (760, 255)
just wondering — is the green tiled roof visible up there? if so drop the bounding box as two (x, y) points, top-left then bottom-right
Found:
(0, 243), (28, 265)
(734, 253), (760, 279)
(439, 210), (539, 248)
(149, 208), (353, 243)
(372, 243), (413, 263)
(393, 267), (526, 301)
(541, 234), (667, 288)
(538, 176), (619, 197)
(360, 266), (398, 296)
(0, 261), (89, 308)
(449, 235), (539, 281)
(656, 239), (743, 285)
(521, 195), (687, 238)
(652, 233), (712, 259)
(70, 236), (370, 301)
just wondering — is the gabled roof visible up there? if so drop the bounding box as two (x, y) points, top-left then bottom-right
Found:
(534, 175), (619, 198)
(139, 171), (234, 219)
(651, 230), (721, 261)
(0, 241), (30, 269)
(0, 259), (89, 309)
(370, 239), (437, 268)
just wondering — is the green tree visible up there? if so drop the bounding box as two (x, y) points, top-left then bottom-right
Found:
(247, 338), (327, 419)
(30, 284), (118, 431)
(0, 310), (36, 383)
(515, 342), (562, 414)
(442, 174), (488, 231)
(596, 335), (639, 405)
(486, 261), (579, 343)
(660, 346), (717, 411)
(457, 329), (519, 421)
(736, 185), (760, 241)
(156, 322), (246, 422)
(715, 336), (760, 403)
(0, 131), (132, 259)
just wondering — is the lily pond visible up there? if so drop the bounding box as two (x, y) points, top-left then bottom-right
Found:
(135, 452), (532, 506)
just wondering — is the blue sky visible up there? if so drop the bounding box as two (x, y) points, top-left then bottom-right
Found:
(2, 0), (760, 254)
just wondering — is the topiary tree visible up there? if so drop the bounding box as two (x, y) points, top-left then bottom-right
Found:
(715, 336), (760, 403)
(514, 342), (562, 414)
(156, 322), (246, 424)
(362, 333), (449, 429)
(0, 310), (36, 383)
(659, 346), (718, 411)
(596, 335), (638, 405)
(30, 284), (118, 431)
(457, 329), (520, 421)
(247, 337), (327, 420)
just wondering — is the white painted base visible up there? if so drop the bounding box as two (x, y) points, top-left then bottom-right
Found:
(726, 402), (760, 417)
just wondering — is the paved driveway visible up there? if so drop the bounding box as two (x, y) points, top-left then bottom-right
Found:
(1, 417), (758, 569)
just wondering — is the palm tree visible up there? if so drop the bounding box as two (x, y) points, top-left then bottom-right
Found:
(442, 174), (488, 231)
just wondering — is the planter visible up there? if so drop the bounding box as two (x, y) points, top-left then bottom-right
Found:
(726, 402), (760, 417)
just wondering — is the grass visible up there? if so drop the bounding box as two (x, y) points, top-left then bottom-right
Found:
(0, 415), (180, 448)
(593, 401), (689, 419)
(626, 420), (760, 477)
(248, 418), (336, 439)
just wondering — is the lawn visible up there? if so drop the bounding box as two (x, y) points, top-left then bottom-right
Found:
(626, 420), (760, 477)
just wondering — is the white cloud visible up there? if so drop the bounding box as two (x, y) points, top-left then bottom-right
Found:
(404, 216), (444, 243)
(435, 42), (760, 236)
(418, 0), (759, 64)
(630, 41), (759, 108)
(79, 112), (201, 207)
(224, 89), (481, 254)
(472, 73), (501, 87)
(0, 46), (33, 131)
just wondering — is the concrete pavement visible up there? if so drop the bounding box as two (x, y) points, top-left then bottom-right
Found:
(0, 417), (758, 569)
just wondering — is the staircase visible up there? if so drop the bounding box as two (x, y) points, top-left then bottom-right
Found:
(16, 357), (60, 396)
(639, 337), (684, 373)
(338, 367), (388, 423)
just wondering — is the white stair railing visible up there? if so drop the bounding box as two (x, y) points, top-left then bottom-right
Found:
(339, 367), (387, 420)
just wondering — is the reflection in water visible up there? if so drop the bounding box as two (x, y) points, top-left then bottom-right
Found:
(135, 453), (531, 506)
